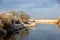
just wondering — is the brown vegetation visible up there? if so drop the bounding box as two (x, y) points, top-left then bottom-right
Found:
(0, 20), (3, 29)
(0, 13), (15, 33)
(0, 11), (30, 33)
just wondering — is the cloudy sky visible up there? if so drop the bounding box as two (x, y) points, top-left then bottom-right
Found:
(0, 0), (60, 18)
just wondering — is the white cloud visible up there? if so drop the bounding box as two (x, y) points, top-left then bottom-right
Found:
(17, 0), (56, 9)
(2, 0), (21, 3)
(20, 3), (35, 8)
(26, 4), (60, 18)
(1, 0), (60, 19)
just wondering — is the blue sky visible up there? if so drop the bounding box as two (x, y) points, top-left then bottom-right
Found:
(0, 0), (60, 18)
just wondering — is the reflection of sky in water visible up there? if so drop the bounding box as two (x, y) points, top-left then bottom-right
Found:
(22, 24), (60, 40)
(1, 24), (60, 40)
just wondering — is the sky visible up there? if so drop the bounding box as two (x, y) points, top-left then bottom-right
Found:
(0, 0), (60, 18)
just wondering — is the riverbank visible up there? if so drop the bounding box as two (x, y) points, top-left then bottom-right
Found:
(35, 20), (58, 24)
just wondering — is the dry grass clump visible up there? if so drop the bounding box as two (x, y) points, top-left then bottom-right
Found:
(0, 20), (3, 29)
(0, 13), (15, 31)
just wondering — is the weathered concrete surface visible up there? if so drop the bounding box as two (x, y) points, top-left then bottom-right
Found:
(35, 20), (58, 24)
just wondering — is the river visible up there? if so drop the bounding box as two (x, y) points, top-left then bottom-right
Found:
(0, 24), (60, 40)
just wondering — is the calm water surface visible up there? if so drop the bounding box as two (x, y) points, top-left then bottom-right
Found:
(0, 24), (60, 40)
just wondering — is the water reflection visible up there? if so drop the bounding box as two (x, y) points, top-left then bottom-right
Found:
(1, 25), (60, 40)
(0, 29), (30, 40)
(57, 25), (60, 29)
(19, 30), (30, 40)
(0, 34), (16, 40)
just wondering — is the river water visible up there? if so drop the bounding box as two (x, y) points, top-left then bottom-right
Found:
(0, 24), (60, 40)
